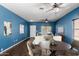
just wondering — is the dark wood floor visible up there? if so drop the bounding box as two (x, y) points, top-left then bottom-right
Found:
(0, 40), (29, 56)
(0, 38), (79, 56)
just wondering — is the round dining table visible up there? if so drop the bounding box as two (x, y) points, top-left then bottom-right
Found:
(50, 41), (72, 56)
(50, 41), (71, 50)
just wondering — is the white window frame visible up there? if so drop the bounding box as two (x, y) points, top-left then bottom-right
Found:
(73, 19), (79, 41)
(20, 24), (24, 34)
(30, 25), (36, 37)
(57, 26), (64, 34)
(41, 26), (52, 35)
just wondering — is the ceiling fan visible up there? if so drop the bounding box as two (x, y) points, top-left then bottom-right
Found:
(39, 3), (66, 22)
(46, 3), (63, 12)
(40, 18), (48, 23)
(39, 3), (65, 12)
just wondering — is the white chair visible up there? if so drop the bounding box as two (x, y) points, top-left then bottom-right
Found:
(26, 39), (41, 56)
(39, 35), (52, 56)
(53, 36), (62, 41)
(33, 36), (45, 45)
(26, 40), (34, 56)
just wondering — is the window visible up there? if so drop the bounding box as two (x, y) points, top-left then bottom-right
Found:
(41, 26), (52, 35)
(30, 25), (36, 37)
(57, 26), (64, 35)
(73, 19), (79, 41)
(4, 21), (12, 36)
(20, 24), (24, 34)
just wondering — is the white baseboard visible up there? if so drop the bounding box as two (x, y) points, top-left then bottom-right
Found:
(0, 38), (27, 54)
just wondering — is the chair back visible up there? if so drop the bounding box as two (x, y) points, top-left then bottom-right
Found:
(26, 39), (34, 56)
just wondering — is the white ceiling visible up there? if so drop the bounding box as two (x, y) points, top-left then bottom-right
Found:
(1, 3), (79, 22)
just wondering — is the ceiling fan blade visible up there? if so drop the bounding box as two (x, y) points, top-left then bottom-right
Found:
(46, 8), (54, 12)
(59, 3), (69, 8)
(58, 3), (63, 5)
(46, 3), (63, 12)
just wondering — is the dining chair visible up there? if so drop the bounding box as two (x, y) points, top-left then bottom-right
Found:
(26, 38), (41, 56)
(26, 40), (34, 56)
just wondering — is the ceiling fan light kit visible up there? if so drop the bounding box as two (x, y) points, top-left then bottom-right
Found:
(45, 18), (48, 23)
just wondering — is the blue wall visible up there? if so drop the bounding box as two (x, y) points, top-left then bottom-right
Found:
(30, 22), (55, 35)
(55, 7), (79, 44)
(0, 5), (30, 52)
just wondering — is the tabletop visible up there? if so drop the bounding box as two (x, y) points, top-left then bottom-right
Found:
(50, 41), (71, 50)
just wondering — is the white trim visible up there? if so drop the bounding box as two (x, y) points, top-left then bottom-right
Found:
(0, 38), (28, 54)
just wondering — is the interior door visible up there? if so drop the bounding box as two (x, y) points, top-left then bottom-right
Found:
(30, 25), (36, 37)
